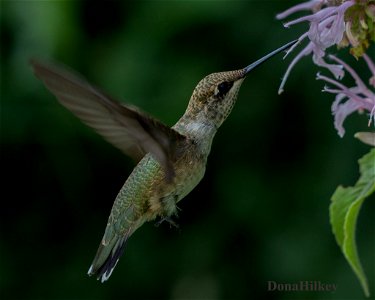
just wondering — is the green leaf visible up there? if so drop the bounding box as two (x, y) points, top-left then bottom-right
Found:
(330, 149), (375, 298)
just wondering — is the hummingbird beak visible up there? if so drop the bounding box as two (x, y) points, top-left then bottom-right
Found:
(243, 39), (298, 76)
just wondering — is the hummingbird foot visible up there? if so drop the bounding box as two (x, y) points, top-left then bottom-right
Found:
(155, 216), (179, 229)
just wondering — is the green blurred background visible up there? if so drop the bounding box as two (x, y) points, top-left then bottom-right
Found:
(1, 1), (374, 299)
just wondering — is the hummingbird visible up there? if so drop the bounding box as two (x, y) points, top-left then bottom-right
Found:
(30, 39), (296, 282)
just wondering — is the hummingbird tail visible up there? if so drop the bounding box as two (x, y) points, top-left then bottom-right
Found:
(87, 234), (129, 283)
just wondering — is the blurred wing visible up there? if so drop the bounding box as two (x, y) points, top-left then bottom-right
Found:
(30, 59), (185, 180)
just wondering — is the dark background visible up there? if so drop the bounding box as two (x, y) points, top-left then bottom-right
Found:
(1, 1), (374, 299)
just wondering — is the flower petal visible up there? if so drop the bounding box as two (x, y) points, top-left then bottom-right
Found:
(334, 100), (363, 137)
(276, 0), (323, 20)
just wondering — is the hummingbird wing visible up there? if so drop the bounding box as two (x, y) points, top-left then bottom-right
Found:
(30, 59), (185, 180)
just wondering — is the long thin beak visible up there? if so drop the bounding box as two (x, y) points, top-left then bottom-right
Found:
(243, 39), (298, 75)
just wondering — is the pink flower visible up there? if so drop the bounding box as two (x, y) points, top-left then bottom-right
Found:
(317, 54), (375, 137)
(277, 0), (356, 94)
(277, 0), (375, 137)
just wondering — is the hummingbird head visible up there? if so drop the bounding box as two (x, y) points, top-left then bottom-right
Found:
(180, 40), (297, 135)
(186, 70), (246, 130)
(175, 69), (250, 146)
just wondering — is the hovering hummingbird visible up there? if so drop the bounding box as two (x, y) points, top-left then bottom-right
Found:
(30, 39), (296, 282)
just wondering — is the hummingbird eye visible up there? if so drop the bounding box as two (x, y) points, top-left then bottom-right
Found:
(217, 81), (233, 97)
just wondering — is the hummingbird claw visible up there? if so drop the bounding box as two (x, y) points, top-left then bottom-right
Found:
(155, 217), (179, 229)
